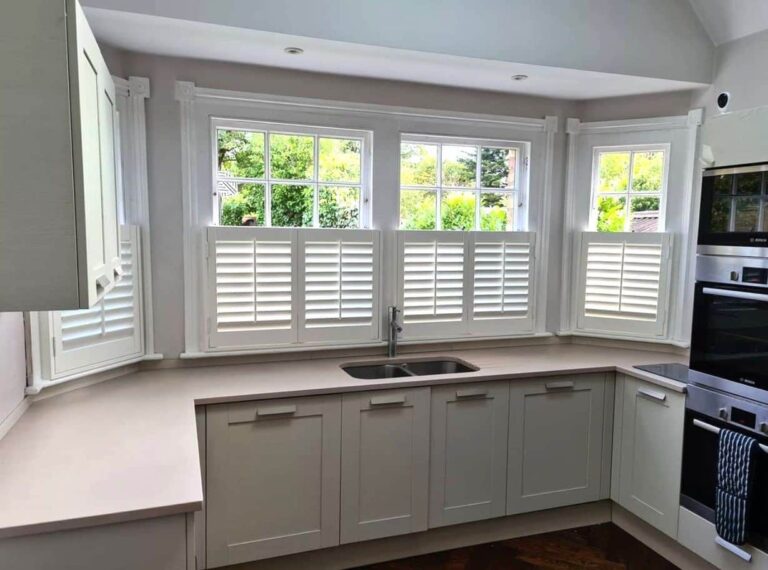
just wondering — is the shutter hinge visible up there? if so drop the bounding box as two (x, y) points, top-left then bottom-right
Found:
(524, 155), (529, 169)
(204, 239), (210, 260)
(51, 338), (56, 357)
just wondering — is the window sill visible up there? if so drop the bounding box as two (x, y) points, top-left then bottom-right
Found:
(558, 330), (689, 349)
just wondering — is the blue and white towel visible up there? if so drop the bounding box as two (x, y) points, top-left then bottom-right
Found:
(715, 429), (759, 545)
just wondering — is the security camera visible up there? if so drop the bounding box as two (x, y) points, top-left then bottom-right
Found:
(716, 92), (730, 113)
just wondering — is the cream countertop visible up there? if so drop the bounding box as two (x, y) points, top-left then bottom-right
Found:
(0, 343), (686, 539)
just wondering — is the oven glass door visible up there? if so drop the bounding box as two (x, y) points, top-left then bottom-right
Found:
(690, 283), (768, 392)
(699, 168), (768, 247)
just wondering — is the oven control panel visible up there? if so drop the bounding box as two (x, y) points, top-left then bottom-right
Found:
(687, 384), (768, 438)
(696, 254), (768, 289)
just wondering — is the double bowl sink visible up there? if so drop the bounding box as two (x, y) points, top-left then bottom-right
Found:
(342, 357), (478, 380)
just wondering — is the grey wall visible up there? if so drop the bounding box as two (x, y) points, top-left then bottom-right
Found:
(0, 313), (26, 424)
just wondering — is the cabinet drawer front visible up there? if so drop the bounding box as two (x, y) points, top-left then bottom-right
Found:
(340, 388), (430, 544)
(429, 381), (509, 528)
(206, 395), (342, 567)
(507, 374), (607, 514)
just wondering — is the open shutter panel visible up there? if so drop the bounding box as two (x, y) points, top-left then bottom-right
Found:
(52, 226), (143, 376)
(577, 232), (672, 337)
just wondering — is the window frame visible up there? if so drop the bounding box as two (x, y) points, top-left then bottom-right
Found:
(588, 144), (670, 233)
(211, 118), (373, 229)
(399, 133), (529, 232)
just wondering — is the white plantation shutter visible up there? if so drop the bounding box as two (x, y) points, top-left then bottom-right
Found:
(471, 232), (535, 334)
(300, 229), (380, 342)
(576, 232), (672, 337)
(207, 227), (297, 348)
(50, 226), (143, 376)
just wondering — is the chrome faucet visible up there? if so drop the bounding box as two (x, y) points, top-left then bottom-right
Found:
(387, 306), (403, 358)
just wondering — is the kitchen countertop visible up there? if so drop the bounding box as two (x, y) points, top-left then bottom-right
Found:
(0, 344), (686, 540)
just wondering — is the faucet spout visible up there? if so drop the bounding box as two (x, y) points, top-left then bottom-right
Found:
(387, 306), (402, 358)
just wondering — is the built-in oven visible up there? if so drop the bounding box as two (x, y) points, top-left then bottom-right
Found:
(698, 163), (768, 254)
(690, 254), (768, 401)
(681, 384), (768, 552)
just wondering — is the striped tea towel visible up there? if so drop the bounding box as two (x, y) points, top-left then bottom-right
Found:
(715, 428), (759, 545)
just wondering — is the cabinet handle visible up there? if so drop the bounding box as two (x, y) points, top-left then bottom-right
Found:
(370, 395), (407, 406)
(637, 388), (667, 403)
(456, 388), (488, 399)
(545, 381), (574, 391)
(256, 405), (297, 417)
(715, 536), (753, 562)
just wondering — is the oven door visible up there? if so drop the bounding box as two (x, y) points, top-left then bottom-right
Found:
(690, 282), (768, 395)
(698, 164), (768, 249)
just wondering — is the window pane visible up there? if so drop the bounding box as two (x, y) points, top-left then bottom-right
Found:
(713, 174), (733, 195)
(481, 147), (517, 189)
(480, 193), (515, 231)
(631, 151), (664, 191)
(441, 191), (476, 231)
(217, 129), (265, 179)
(597, 152), (630, 193)
(270, 134), (314, 180)
(596, 196), (626, 232)
(711, 196), (731, 232)
(219, 183), (265, 226)
(400, 143), (437, 186)
(734, 172), (763, 196)
(630, 196), (660, 233)
(734, 197), (760, 232)
(319, 186), (360, 228)
(271, 184), (314, 227)
(319, 138), (361, 183)
(442, 145), (476, 187)
(400, 189), (436, 229)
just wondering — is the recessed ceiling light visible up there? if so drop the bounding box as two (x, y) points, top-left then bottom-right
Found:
(284, 47), (304, 55)
(511, 74), (529, 81)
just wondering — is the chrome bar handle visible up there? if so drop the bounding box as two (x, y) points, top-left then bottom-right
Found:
(637, 388), (667, 403)
(693, 419), (768, 454)
(715, 536), (753, 562)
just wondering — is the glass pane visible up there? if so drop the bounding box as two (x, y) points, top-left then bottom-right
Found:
(399, 189), (436, 230)
(219, 183), (265, 226)
(480, 193), (515, 231)
(269, 134), (314, 180)
(217, 129), (265, 179)
(710, 196), (732, 232)
(734, 197), (760, 232)
(596, 196), (627, 232)
(631, 151), (664, 192)
(734, 172), (763, 196)
(481, 147), (517, 189)
(630, 196), (660, 233)
(597, 152), (630, 193)
(713, 174), (733, 195)
(763, 201), (768, 232)
(319, 138), (361, 183)
(400, 143), (437, 186)
(319, 186), (360, 228)
(442, 145), (476, 187)
(441, 191), (476, 231)
(271, 184), (314, 227)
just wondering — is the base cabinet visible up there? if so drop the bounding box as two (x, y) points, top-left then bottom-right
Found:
(507, 374), (607, 514)
(205, 396), (342, 568)
(611, 374), (684, 538)
(429, 382), (509, 528)
(340, 388), (430, 544)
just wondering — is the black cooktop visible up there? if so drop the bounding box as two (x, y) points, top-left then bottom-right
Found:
(633, 362), (690, 384)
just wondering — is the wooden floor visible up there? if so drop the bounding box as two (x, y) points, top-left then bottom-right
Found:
(355, 523), (679, 570)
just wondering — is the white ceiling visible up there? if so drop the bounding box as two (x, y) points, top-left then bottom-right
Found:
(688, 0), (768, 45)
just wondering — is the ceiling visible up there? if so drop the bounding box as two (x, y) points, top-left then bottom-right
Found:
(688, 0), (768, 45)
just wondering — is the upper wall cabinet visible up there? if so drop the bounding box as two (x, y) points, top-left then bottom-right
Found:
(0, 0), (121, 310)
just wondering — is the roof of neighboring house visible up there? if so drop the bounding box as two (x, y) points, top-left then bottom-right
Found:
(631, 210), (659, 233)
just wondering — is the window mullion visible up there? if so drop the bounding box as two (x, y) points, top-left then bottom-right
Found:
(436, 144), (443, 230)
(475, 145), (482, 231)
(265, 132), (272, 226)
(313, 135), (320, 228)
(625, 151), (636, 232)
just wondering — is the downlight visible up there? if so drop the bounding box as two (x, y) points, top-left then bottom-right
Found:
(511, 74), (529, 81)
(284, 47), (304, 55)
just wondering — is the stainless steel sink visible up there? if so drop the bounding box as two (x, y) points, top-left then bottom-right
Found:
(342, 358), (478, 380)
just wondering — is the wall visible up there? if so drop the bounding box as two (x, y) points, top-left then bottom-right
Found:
(0, 313), (26, 425)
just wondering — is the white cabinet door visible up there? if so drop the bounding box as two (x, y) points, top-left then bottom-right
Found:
(429, 382), (509, 528)
(206, 396), (342, 568)
(612, 374), (685, 538)
(340, 388), (430, 544)
(507, 374), (607, 514)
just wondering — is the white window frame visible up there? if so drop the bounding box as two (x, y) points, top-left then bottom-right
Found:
(588, 144), (670, 233)
(212, 118), (373, 229)
(399, 134), (529, 231)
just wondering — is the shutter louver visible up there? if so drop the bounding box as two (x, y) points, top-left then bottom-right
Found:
(402, 240), (464, 323)
(473, 240), (531, 318)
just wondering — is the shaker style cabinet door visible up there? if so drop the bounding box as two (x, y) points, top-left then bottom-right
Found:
(429, 382), (509, 528)
(340, 388), (430, 544)
(612, 374), (685, 538)
(507, 374), (607, 514)
(206, 396), (342, 568)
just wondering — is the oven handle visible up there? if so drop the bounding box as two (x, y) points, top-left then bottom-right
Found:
(693, 419), (768, 454)
(702, 287), (768, 303)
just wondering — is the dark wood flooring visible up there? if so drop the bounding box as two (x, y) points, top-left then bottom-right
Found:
(354, 523), (679, 570)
